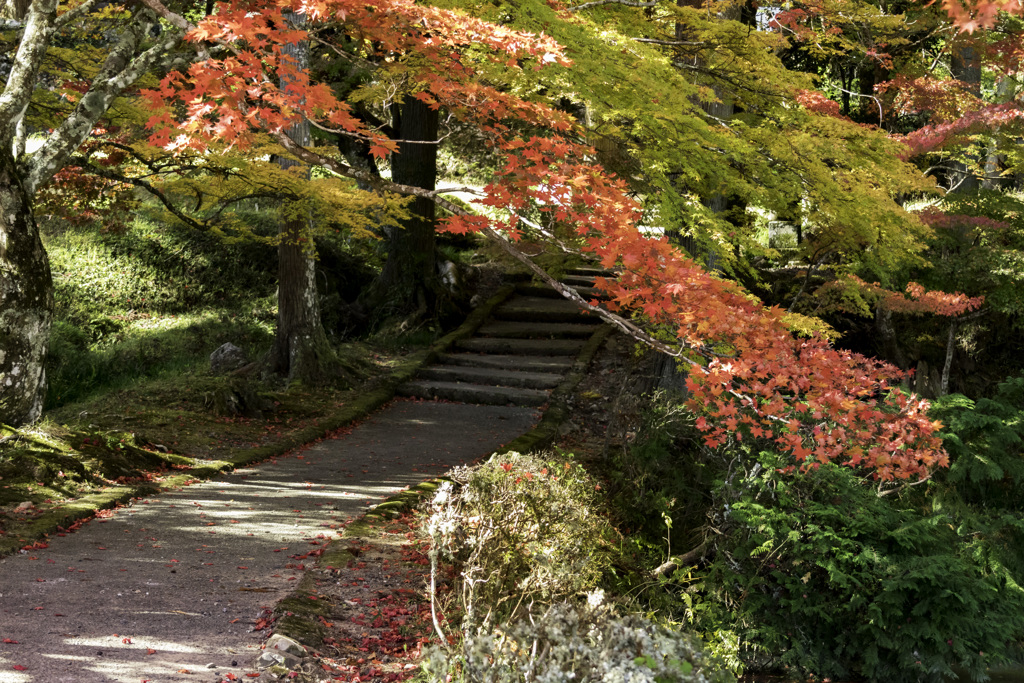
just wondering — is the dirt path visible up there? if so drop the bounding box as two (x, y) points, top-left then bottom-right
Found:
(0, 400), (538, 683)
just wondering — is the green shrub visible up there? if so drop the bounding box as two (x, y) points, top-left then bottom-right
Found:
(605, 386), (1024, 682)
(694, 452), (1024, 682)
(424, 451), (733, 683)
(929, 375), (1024, 506)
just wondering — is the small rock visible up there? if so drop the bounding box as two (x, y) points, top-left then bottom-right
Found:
(256, 651), (286, 669)
(13, 501), (33, 513)
(256, 650), (302, 671)
(265, 634), (306, 657)
(210, 343), (248, 374)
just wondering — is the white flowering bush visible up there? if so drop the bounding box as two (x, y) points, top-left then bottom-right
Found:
(421, 599), (735, 683)
(428, 452), (614, 630)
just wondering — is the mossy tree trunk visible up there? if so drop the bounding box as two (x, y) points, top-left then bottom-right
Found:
(0, 150), (52, 426)
(269, 219), (341, 384)
(363, 95), (444, 327)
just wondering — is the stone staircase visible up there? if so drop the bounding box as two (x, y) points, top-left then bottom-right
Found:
(397, 267), (613, 407)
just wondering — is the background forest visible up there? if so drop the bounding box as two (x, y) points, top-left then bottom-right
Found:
(2, 0), (1024, 679)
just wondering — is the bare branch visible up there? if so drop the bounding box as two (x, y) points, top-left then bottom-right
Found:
(68, 156), (209, 231)
(136, 0), (194, 32)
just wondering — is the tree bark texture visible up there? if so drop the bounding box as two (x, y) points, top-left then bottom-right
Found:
(0, 150), (52, 426)
(366, 95), (441, 323)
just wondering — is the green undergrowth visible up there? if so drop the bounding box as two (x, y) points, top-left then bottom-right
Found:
(596, 380), (1024, 683)
(43, 216), (280, 408)
(0, 422), (202, 546)
(42, 212), (384, 409)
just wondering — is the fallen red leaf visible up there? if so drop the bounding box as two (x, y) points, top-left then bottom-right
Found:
(2, 639), (18, 644)
(147, 648), (156, 655)
(13, 665), (27, 670)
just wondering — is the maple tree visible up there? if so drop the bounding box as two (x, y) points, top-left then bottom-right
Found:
(127, 0), (957, 480)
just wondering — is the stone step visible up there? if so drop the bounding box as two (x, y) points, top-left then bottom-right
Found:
(477, 321), (597, 339)
(438, 353), (575, 373)
(420, 365), (563, 389)
(455, 337), (586, 356)
(515, 284), (601, 300)
(561, 275), (598, 288)
(397, 380), (549, 407)
(567, 266), (618, 277)
(493, 296), (598, 323)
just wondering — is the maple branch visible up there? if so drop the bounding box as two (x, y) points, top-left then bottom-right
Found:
(514, 213), (581, 255)
(69, 156), (210, 232)
(435, 185), (486, 197)
(135, 0), (193, 32)
(269, 131), (825, 439)
(309, 35), (379, 73)
(569, 0), (659, 11)
(24, 8), (185, 194)
(876, 473), (931, 497)
(830, 85), (883, 123)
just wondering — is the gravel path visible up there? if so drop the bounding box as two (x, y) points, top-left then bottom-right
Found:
(0, 400), (538, 683)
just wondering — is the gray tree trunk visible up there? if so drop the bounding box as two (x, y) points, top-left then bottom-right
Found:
(0, 149), (52, 425)
(949, 40), (982, 193)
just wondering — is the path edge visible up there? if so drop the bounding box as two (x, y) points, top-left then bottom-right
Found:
(0, 285), (516, 558)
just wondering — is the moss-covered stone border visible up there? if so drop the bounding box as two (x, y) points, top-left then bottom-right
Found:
(0, 286), (515, 558)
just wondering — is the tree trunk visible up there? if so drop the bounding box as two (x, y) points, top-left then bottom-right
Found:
(950, 39), (982, 193)
(0, 150), (53, 426)
(270, 223), (338, 384)
(940, 321), (956, 397)
(363, 95), (442, 326)
(267, 13), (340, 385)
